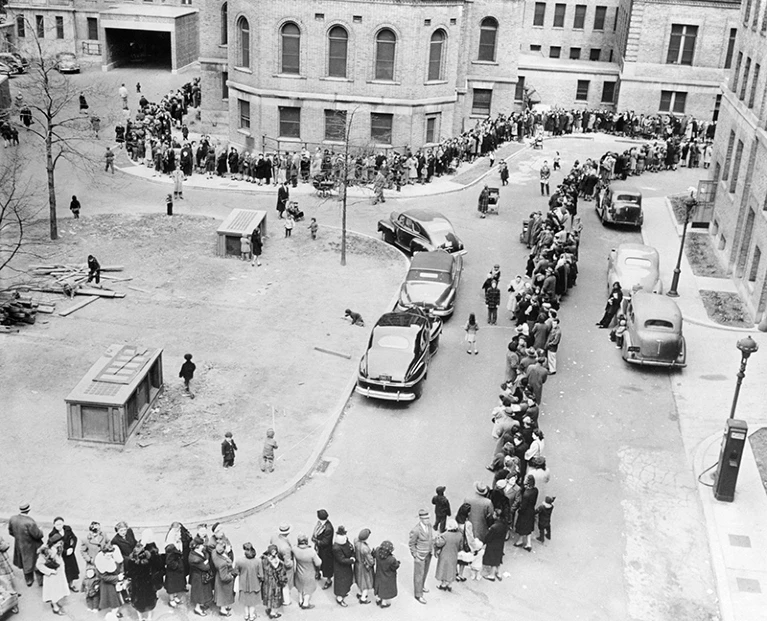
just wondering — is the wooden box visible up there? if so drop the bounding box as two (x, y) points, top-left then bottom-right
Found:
(216, 209), (267, 257)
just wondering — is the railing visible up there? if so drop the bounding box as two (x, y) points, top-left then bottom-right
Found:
(81, 41), (101, 56)
(260, 134), (408, 157)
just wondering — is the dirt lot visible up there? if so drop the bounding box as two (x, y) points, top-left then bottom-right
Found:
(0, 214), (404, 525)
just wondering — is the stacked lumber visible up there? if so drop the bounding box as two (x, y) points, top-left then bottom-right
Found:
(0, 293), (40, 327)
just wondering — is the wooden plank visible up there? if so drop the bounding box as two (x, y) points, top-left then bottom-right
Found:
(313, 346), (352, 360)
(102, 276), (133, 282)
(36, 306), (56, 314)
(76, 288), (117, 298)
(127, 286), (151, 294)
(0, 326), (20, 333)
(100, 266), (124, 272)
(58, 296), (98, 316)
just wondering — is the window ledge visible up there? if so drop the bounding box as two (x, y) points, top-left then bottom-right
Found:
(367, 79), (401, 85)
(237, 129), (252, 136)
(425, 79), (448, 85)
(234, 66), (252, 74)
(472, 60), (498, 66)
(278, 137), (302, 142)
(218, 44), (228, 49)
(469, 113), (491, 119)
(274, 73), (306, 80)
(321, 76), (352, 83)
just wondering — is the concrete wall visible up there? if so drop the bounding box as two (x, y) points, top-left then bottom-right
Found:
(9, 8), (78, 57)
(518, 55), (620, 108)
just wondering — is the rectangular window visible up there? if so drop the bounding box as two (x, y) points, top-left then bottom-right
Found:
(324, 110), (346, 141)
(713, 93), (722, 122)
(724, 28), (737, 68)
(601, 81), (616, 103)
(659, 90), (687, 113)
(238, 99), (250, 129)
(573, 5), (586, 29)
(613, 7), (619, 30)
(515, 76), (526, 101)
(36, 15), (44, 38)
(741, 57), (752, 100)
(55, 16), (64, 39)
(729, 139), (744, 193)
(576, 80), (589, 100)
(425, 114), (440, 144)
(569, 47), (581, 60)
(370, 112), (393, 144)
(17, 16), (25, 38)
(672, 92), (687, 113)
(762, 3), (767, 33)
(533, 2), (546, 26)
(222, 71), (229, 100)
(722, 131), (736, 181)
(472, 88), (492, 115)
(749, 247), (762, 283)
(87, 17), (98, 41)
(753, 0), (761, 29)
(733, 52), (743, 93)
(659, 91), (672, 112)
(666, 24), (698, 65)
(553, 4), (566, 27)
(549, 46), (561, 58)
(749, 63), (761, 108)
(745, 0), (754, 24)
(530, 44), (542, 52)
(589, 48), (601, 61)
(279, 106), (301, 138)
(594, 6), (607, 30)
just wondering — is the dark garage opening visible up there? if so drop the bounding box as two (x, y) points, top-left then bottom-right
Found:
(105, 29), (172, 70)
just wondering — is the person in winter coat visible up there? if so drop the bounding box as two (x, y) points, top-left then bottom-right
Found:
(250, 227), (263, 268)
(111, 522), (137, 559)
(482, 513), (508, 580)
(454, 503), (475, 582)
(164, 521), (192, 578)
(235, 543), (262, 621)
(514, 475), (539, 551)
(292, 536), (321, 609)
(312, 510), (334, 589)
(434, 519), (462, 591)
(353, 529), (375, 604)
(261, 544), (287, 619)
(373, 540), (399, 608)
(47, 518), (79, 592)
(477, 185), (490, 218)
(431, 486), (451, 532)
(94, 543), (123, 617)
(163, 543), (185, 608)
(125, 543), (160, 621)
(36, 543), (69, 615)
(545, 318), (562, 374)
(485, 279), (501, 325)
(69, 196), (81, 219)
(331, 526), (355, 607)
(211, 540), (237, 616)
(269, 524), (294, 606)
(0, 535), (19, 596)
(526, 356), (549, 404)
(188, 537), (214, 616)
(8, 503), (44, 586)
(461, 483), (494, 542)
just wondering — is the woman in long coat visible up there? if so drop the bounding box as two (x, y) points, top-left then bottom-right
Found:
(373, 540), (399, 608)
(111, 522), (137, 559)
(292, 535), (321, 609)
(353, 529), (374, 604)
(514, 474), (539, 551)
(48, 517), (79, 592)
(331, 526), (355, 607)
(482, 514), (509, 580)
(455, 504), (475, 582)
(211, 540), (237, 615)
(36, 543), (69, 615)
(234, 543), (262, 621)
(94, 544), (123, 616)
(0, 535), (18, 595)
(311, 510), (334, 589)
(125, 544), (159, 620)
(80, 522), (107, 570)
(434, 519), (462, 591)
(261, 544), (287, 619)
(188, 537), (214, 616)
(163, 543), (186, 608)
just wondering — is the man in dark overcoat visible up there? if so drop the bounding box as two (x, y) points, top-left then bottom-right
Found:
(8, 503), (44, 586)
(276, 181), (290, 219)
(312, 510), (334, 589)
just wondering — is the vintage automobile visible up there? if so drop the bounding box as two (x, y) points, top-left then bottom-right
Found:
(0, 53), (25, 74)
(54, 52), (81, 73)
(355, 307), (442, 401)
(395, 250), (462, 317)
(378, 209), (466, 256)
(597, 187), (643, 228)
(0, 59), (15, 76)
(607, 243), (663, 298)
(622, 291), (686, 368)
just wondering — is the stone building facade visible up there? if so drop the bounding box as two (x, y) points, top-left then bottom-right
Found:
(707, 0), (767, 322)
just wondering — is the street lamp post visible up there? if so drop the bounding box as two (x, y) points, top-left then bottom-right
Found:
(729, 336), (760, 419)
(667, 188), (698, 298)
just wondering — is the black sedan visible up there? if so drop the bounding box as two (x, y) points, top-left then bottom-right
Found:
(355, 307), (442, 401)
(378, 208), (466, 255)
(395, 250), (462, 317)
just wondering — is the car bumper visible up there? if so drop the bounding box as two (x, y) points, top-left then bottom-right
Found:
(623, 354), (686, 368)
(394, 302), (454, 317)
(604, 214), (642, 227)
(355, 384), (417, 401)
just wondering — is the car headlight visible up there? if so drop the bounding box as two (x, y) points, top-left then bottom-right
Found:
(359, 356), (367, 377)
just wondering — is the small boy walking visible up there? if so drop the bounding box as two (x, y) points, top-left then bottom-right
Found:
(81, 566), (100, 611)
(179, 353), (196, 398)
(464, 313), (479, 355)
(536, 496), (555, 542)
(431, 486), (451, 533)
(260, 428), (278, 473)
(284, 213), (295, 237)
(240, 234), (252, 261)
(308, 217), (318, 240)
(221, 431), (238, 468)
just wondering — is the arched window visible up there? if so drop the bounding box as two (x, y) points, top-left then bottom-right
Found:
(221, 3), (228, 45)
(281, 22), (301, 75)
(375, 28), (396, 81)
(428, 29), (446, 81)
(328, 25), (348, 78)
(237, 16), (249, 67)
(478, 17), (498, 62)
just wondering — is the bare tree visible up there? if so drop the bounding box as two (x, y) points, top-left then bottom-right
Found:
(0, 153), (40, 277)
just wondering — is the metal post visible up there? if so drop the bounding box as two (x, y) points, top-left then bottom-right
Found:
(667, 195), (696, 298)
(728, 355), (748, 419)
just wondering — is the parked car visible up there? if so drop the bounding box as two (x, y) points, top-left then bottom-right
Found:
(597, 187), (643, 228)
(607, 243), (663, 298)
(622, 291), (686, 368)
(355, 307), (442, 401)
(0, 59), (15, 76)
(0, 53), (24, 74)
(54, 52), (80, 73)
(378, 209), (466, 255)
(7, 52), (30, 72)
(395, 250), (462, 317)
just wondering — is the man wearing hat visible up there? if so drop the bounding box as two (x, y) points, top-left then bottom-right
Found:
(461, 483), (494, 542)
(312, 510), (334, 589)
(408, 510), (434, 604)
(271, 524), (294, 605)
(8, 503), (44, 586)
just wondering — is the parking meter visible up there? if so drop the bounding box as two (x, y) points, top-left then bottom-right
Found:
(713, 419), (748, 502)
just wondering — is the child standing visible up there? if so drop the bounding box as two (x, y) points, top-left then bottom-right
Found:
(240, 234), (252, 261)
(610, 317), (627, 348)
(464, 313), (479, 355)
(179, 353), (196, 398)
(431, 486), (451, 533)
(221, 431), (238, 468)
(553, 152), (561, 171)
(284, 213), (295, 237)
(81, 566), (100, 611)
(260, 428), (278, 473)
(536, 496), (555, 542)
(469, 540), (485, 580)
(308, 218), (319, 240)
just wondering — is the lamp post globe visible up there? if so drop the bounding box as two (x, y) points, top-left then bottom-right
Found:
(736, 335), (759, 359)
(729, 336), (760, 419)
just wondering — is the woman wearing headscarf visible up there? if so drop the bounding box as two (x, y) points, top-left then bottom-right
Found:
(36, 542), (69, 615)
(331, 526), (354, 607)
(164, 521), (192, 577)
(353, 529), (374, 604)
(454, 502), (475, 582)
(188, 536), (214, 616)
(434, 518), (462, 591)
(80, 521), (108, 570)
(94, 542), (124, 617)
(211, 539), (237, 616)
(292, 535), (321, 609)
(373, 540), (399, 608)
(125, 542), (160, 621)
(514, 474), (539, 551)
(260, 544), (287, 619)
(235, 543), (262, 621)
(482, 511), (509, 581)
(47, 517), (79, 592)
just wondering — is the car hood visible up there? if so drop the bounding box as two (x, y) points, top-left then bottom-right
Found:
(364, 348), (414, 382)
(402, 282), (451, 307)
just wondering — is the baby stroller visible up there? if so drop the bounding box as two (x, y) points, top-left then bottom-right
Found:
(532, 134), (544, 150)
(286, 201), (304, 222)
(486, 187), (500, 215)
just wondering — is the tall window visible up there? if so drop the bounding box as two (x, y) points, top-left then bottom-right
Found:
(221, 71), (229, 99)
(573, 5), (586, 29)
(722, 131), (735, 181)
(87, 17), (98, 41)
(515, 76), (525, 101)
(478, 17), (498, 61)
(324, 110), (346, 141)
(36, 15), (44, 38)
(533, 3), (546, 26)
(279, 107), (301, 138)
(749, 63), (761, 108)
(762, 2), (767, 34)
(371, 113), (393, 144)
(55, 16), (64, 39)
(659, 91), (687, 113)
(375, 29), (396, 80)
(593, 6), (606, 30)
(17, 16), (25, 38)
(221, 3), (228, 45)
(576, 80), (590, 100)
(237, 16), (249, 67)
(724, 28), (737, 68)
(745, 0), (754, 24)
(748, 247), (762, 284)
(729, 139), (744, 193)
(281, 22), (301, 74)
(428, 30), (446, 81)
(472, 88), (492, 115)
(328, 26), (348, 78)
(238, 99), (250, 129)
(666, 24), (698, 65)
(426, 114), (440, 143)
(733, 52), (743, 93)
(602, 81), (616, 103)
(740, 57), (752, 99)
(752, 0), (762, 29)
(553, 4), (566, 27)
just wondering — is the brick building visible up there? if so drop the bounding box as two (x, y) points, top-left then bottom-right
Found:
(707, 0), (767, 323)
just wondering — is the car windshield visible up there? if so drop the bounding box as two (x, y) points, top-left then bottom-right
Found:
(623, 257), (652, 268)
(375, 335), (411, 350)
(644, 319), (674, 330)
(406, 270), (450, 284)
(616, 194), (640, 203)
